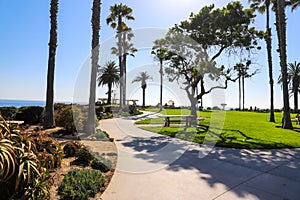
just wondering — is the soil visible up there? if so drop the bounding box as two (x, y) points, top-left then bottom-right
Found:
(27, 126), (118, 200)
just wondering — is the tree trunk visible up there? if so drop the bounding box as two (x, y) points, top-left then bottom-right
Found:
(107, 83), (112, 105)
(87, 0), (101, 134)
(142, 86), (146, 108)
(44, 0), (58, 129)
(242, 74), (245, 111)
(118, 16), (123, 108)
(238, 76), (241, 110)
(159, 59), (163, 111)
(266, 2), (275, 122)
(122, 54), (127, 106)
(294, 89), (298, 113)
(276, 0), (293, 129)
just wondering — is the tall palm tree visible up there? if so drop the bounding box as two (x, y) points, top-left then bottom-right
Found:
(44, 0), (58, 129)
(106, 3), (135, 107)
(97, 60), (120, 105)
(249, 0), (275, 122)
(290, 0), (300, 10)
(152, 39), (169, 111)
(287, 61), (300, 113)
(132, 72), (153, 108)
(275, 0), (293, 129)
(87, 0), (101, 134)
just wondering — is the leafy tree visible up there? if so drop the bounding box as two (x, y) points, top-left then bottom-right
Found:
(152, 39), (169, 111)
(44, 0), (58, 129)
(160, 2), (263, 124)
(132, 72), (153, 108)
(97, 60), (120, 105)
(275, 0), (293, 129)
(87, 0), (101, 134)
(106, 3), (135, 107)
(249, 0), (275, 122)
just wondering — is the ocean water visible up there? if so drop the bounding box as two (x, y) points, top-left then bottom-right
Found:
(0, 99), (46, 108)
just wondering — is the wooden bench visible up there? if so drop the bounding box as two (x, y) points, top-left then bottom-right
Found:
(159, 115), (204, 127)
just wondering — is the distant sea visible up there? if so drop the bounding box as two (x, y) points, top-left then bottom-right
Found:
(0, 99), (71, 108)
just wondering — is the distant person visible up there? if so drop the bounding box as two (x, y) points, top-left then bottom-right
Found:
(250, 106), (253, 111)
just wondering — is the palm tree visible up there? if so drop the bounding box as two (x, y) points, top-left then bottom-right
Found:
(152, 39), (169, 111)
(87, 0), (101, 134)
(44, 0), (58, 129)
(97, 61), (120, 105)
(290, 0), (300, 10)
(106, 3), (135, 107)
(249, 0), (275, 122)
(132, 72), (153, 108)
(287, 62), (300, 113)
(275, 0), (293, 129)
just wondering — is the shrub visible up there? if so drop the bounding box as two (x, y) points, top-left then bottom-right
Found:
(32, 132), (64, 169)
(90, 129), (109, 140)
(58, 169), (104, 200)
(63, 141), (84, 157)
(72, 147), (94, 165)
(55, 105), (88, 133)
(0, 106), (17, 120)
(0, 115), (53, 199)
(91, 153), (112, 172)
(15, 106), (44, 124)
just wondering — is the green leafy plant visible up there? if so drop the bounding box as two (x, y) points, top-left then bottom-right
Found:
(16, 106), (44, 124)
(63, 141), (84, 157)
(90, 129), (109, 139)
(72, 147), (94, 165)
(91, 153), (112, 172)
(58, 169), (104, 200)
(0, 115), (55, 199)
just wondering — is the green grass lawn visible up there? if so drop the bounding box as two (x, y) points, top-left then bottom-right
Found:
(137, 109), (300, 149)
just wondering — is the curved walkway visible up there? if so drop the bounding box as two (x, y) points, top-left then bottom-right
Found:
(100, 112), (300, 200)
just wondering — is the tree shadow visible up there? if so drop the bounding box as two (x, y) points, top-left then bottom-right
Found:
(121, 134), (300, 199)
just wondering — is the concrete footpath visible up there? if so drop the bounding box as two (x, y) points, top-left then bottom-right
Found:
(100, 112), (300, 200)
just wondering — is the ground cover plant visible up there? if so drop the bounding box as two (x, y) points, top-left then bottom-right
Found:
(137, 109), (300, 149)
(58, 168), (104, 200)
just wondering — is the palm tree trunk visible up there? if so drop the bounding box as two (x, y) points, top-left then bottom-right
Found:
(118, 17), (123, 108)
(107, 83), (112, 105)
(294, 89), (298, 113)
(159, 59), (163, 111)
(142, 87), (145, 108)
(276, 0), (293, 129)
(87, 0), (101, 134)
(122, 54), (127, 106)
(238, 76), (241, 110)
(266, 2), (275, 122)
(44, 0), (58, 129)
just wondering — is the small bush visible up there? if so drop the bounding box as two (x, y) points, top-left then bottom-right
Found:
(0, 106), (17, 120)
(90, 129), (109, 139)
(58, 169), (104, 200)
(63, 141), (84, 158)
(16, 106), (44, 124)
(73, 147), (94, 165)
(55, 105), (88, 133)
(32, 132), (64, 169)
(91, 153), (112, 172)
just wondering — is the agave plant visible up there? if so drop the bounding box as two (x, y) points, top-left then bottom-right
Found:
(0, 115), (57, 199)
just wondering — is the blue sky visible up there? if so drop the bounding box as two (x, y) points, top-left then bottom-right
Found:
(0, 0), (300, 109)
